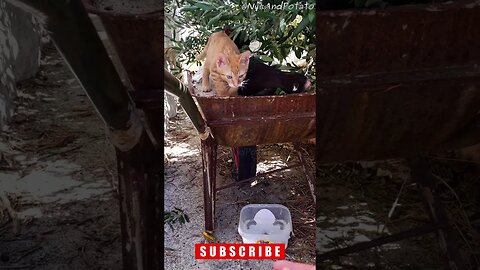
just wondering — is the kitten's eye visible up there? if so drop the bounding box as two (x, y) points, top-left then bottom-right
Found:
(239, 74), (245, 78)
(226, 75), (233, 79)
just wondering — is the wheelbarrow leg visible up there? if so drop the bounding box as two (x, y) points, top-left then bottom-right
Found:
(410, 158), (467, 270)
(294, 143), (316, 204)
(201, 137), (218, 233)
(116, 133), (163, 270)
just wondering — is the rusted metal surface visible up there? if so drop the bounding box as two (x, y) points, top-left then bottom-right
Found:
(82, 0), (163, 90)
(83, 0), (166, 149)
(317, 1), (480, 77)
(316, 88), (480, 163)
(194, 94), (316, 147)
(201, 136), (217, 233)
(8, 0), (134, 131)
(317, 1), (480, 163)
(116, 133), (163, 270)
(317, 2), (480, 267)
(79, 2), (165, 269)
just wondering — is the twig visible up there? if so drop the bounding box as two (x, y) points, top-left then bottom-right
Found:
(35, 135), (74, 152)
(216, 163), (301, 191)
(39, 145), (82, 160)
(0, 192), (20, 234)
(431, 173), (474, 232)
(380, 177), (408, 234)
(452, 222), (480, 266)
(426, 155), (480, 165)
(15, 246), (41, 263)
(102, 159), (118, 197)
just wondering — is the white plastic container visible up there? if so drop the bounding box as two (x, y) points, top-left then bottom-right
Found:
(238, 204), (292, 248)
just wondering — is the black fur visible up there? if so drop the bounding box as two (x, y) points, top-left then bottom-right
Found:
(238, 57), (309, 96)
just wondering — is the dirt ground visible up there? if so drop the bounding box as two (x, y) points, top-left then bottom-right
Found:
(316, 158), (480, 269)
(164, 108), (316, 269)
(0, 43), (121, 269)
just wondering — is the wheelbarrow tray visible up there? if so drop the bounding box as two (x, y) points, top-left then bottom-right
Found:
(193, 93), (316, 147)
(316, 0), (480, 163)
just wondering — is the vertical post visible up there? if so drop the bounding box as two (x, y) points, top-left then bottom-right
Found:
(201, 136), (218, 233)
(410, 157), (467, 270)
(116, 133), (163, 270)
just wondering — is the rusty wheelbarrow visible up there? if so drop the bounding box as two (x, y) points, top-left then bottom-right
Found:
(187, 77), (316, 234)
(316, 1), (480, 268)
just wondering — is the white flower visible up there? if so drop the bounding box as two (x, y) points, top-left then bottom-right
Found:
(249, 40), (262, 52)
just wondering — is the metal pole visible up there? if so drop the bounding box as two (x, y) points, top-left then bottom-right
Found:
(7, 0), (134, 131)
(164, 69), (208, 136)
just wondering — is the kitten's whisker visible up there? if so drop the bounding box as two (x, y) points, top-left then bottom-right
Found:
(240, 79), (249, 87)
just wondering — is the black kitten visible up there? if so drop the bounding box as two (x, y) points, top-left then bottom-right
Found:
(238, 57), (311, 96)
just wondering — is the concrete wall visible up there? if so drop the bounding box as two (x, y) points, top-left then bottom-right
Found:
(0, 0), (18, 129)
(9, 2), (42, 82)
(0, 0), (42, 129)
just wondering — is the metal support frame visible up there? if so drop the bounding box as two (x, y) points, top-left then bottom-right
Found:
(410, 158), (467, 270)
(201, 136), (218, 233)
(202, 142), (314, 233)
(316, 157), (468, 269)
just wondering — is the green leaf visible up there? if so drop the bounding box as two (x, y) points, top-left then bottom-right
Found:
(278, 65), (294, 71)
(355, 0), (367, 8)
(194, 1), (216, 11)
(232, 30), (241, 43)
(256, 11), (276, 20)
(365, 0), (383, 7)
(275, 88), (286, 95)
(295, 49), (302, 59)
(207, 13), (223, 26)
(292, 16), (309, 37)
(308, 11), (315, 23)
(280, 46), (287, 60)
(258, 55), (274, 62)
(279, 18), (286, 32)
(180, 6), (198, 12)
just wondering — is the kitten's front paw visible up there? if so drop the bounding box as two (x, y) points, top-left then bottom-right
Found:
(202, 85), (212, 92)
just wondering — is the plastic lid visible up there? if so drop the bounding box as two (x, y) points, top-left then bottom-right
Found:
(254, 209), (276, 225)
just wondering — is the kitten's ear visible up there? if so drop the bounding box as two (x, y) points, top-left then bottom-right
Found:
(240, 51), (251, 66)
(217, 53), (227, 68)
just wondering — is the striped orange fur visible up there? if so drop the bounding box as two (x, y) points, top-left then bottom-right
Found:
(196, 32), (250, 96)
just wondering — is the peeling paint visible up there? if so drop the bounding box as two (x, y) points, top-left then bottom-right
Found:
(465, 0), (480, 8)
(342, 18), (350, 29)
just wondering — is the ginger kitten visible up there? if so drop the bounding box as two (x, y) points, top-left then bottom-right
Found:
(196, 31), (251, 97)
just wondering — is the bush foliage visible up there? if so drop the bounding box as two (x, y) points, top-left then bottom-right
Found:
(165, 0), (316, 80)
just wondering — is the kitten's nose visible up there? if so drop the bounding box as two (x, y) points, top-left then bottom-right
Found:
(233, 78), (239, 87)
(304, 80), (312, 90)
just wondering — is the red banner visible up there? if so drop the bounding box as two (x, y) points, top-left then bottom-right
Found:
(195, 243), (286, 260)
